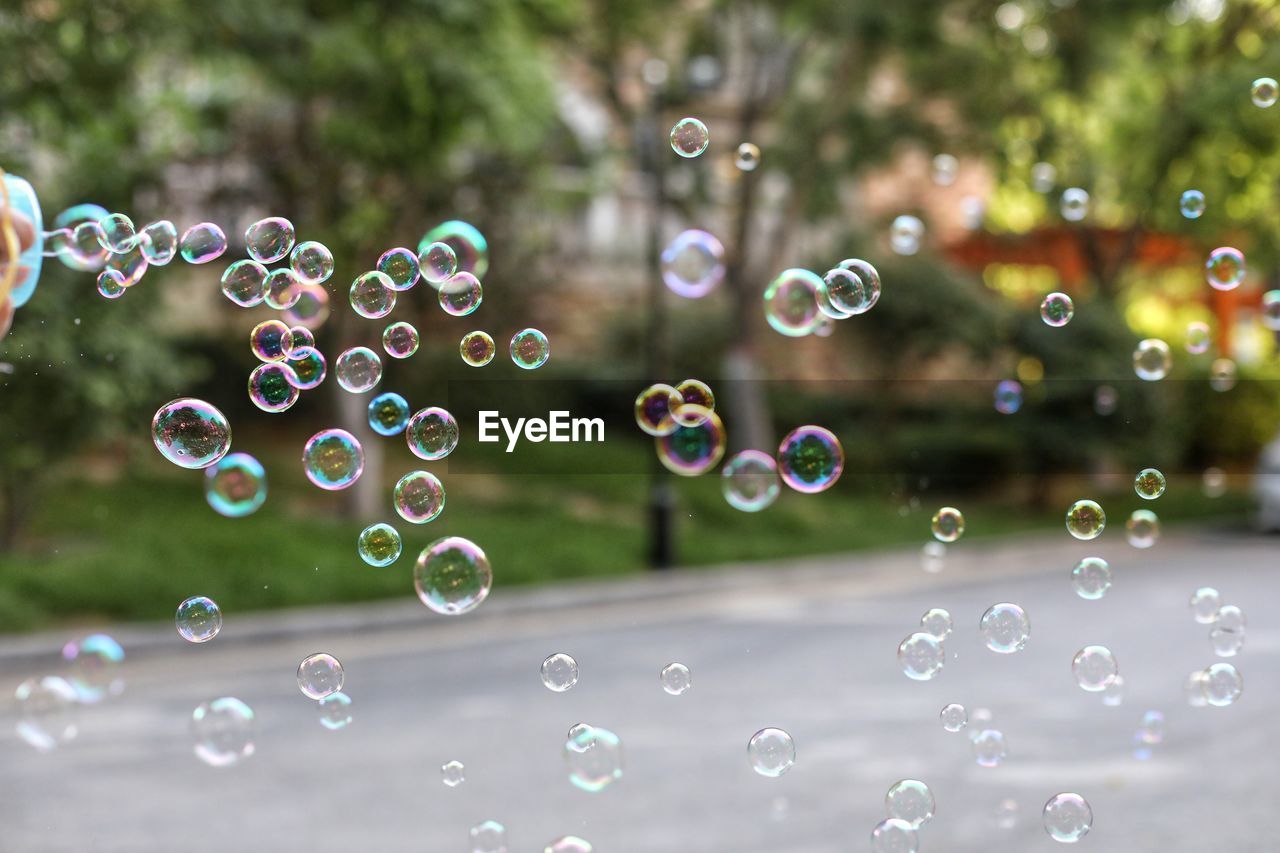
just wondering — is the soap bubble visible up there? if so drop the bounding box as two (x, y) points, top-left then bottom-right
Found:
(1133, 338), (1172, 381)
(940, 703), (967, 732)
(204, 452), (267, 517)
(735, 142), (760, 171)
(890, 215), (924, 255)
(545, 837), (592, 853)
(406, 407), (460, 460)
(417, 241), (458, 287)
(152, 398), (232, 470)
(1134, 709), (1164, 751)
(1065, 499), (1105, 540)
(191, 697), (255, 767)
(139, 220), (178, 265)
(357, 522), (402, 567)
(721, 450), (780, 512)
(1210, 626), (1244, 657)
(175, 596), (223, 643)
(673, 379), (715, 426)
(317, 692), (353, 731)
(283, 283), (330, 329)
(657, 411), (726, 476)
(262, 268), (301, 310)
(1042, 793), (1092, 843)
(565, 725), (624, 791)
(994, 379), (1023, 414)
(394, 470), (446, 524)
(1251, 76), (1278, 107)
(334, 346), (382, 393)
(1205, 247), (1245, 291)
(635, 383), (683, 436)
(777, 425), (844, 493)
(820, 267), (865, 318)
(441, 759), (466, 787)
(349, 271), (396, 319)
(1210, 357), (1237, 392)
(302, 428), (365, 490)
(96, 269), (126, 299)
(414, 536), (492, 615)
(15, 676), (79, 751)
(542, 653), (579, 692)
(104, 241), (148, 287)
(981, 603), (1030, 653)
(747, 727), (795, 777)
(1060, 188), (1089, 221)
(95, 213), (134, 253)
(1215, 603), (1246, 632)
(290, 241), (335, 285)
(376, 247), (420, 291)
(1202, 662), (1242, 706)
(971, 729), (1007, 767)
(1102, 674), (1126, 707)
(510, 328), (550, 369)
(1189, 587), (1221, 624)
(670, 117), (710, 157)
(382, 321), (419, 359)
(885, 779), (935, 828)
(1134, 468), (1166, 499)
(470, 820), (507, 853)
(420, 220), (488, 280)
(221, 259), (268, 307)
(1180, 189), (1206, 219)
(930, 507), (965, 542)
(660, 662), (692, 695)
(1040, 292), (1074, 327)
(248, 362), (300, 413)
(62, 634), (124, 703)
(661, 231), (725, 300)
(933, 153), (959, 186)
(179, 222), (227, 264)
(1185, 321), (1211, 354)
(1126, 509), (1160, 548)
(836, 258), (881, 312)
(288, 325), (314, 349)
(898, 632), (945, 681)
(460, 331), (496, 367)
(250, 319), (294, 362)
(367, 392), (411, 436)
(244, 217), (295, 263)
(297, 652), (344, 700)
(1262, 291), (1280, 330)
(1072, 645), (1119, 692)
(438, 271), (483, 316)
(1071, 557), (1111, 600)
(763, 268), (824, 336)
(920, 608), (952, 640)
(870, 819), (918, 853)
(287, 346), (327, 390)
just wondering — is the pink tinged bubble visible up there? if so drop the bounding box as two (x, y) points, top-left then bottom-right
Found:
(406, 407), (460, 461)
(394, 470), (446, 524)
(382, 321), (419, 358)
(438, 271), (483, 316)
(179, 222), (228, 264)
(286, 346), (327, 390)
(302, 429), (365, 490)
(1205, 247), (1245, 291)
(221, 259), (268, 307)
(349, 271), (396, 319)
(656, 410), (726, 476)
(152, 398), (232, 470)
(377, 247), (420, 291)
(244, 217), (295, 264)
(777, 425), (844, 493)
(660, 229), (724, 298)
(283, 283), (330, 329)
(413, 536), (492, 615)
(247, 362), (300, 413)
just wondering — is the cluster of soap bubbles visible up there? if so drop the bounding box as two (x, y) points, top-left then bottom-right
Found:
(764, 259), (881, 337)
(870, 779), (935, 852)
(14, 634), (125, 752)
(1189, 587), (1247, 663)
(897, 607), (952, 681)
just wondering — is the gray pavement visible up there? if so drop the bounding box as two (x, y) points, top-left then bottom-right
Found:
(1, 528), (1276, 852)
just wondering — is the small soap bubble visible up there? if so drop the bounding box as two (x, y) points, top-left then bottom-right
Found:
(1205, 247), (1245, 291)
(470, 820), (507, 853)
(191, 697), (255, 767)
(763, 269), (824, 336)
(393, 470), (446, 524)
(406, 407), (460, 460)
(289, 326), (315, 349)
(657, 412), (727, 476)
(179, 222), (227, 264)
(660, 230), (725, 298)
(993, 798), (1020, 830)
(1126, 509), (1160, 549)
(565, 725), (623, 791)
(317, 692), (353, 730)
(1180, 189), (1206, 219)
(635, 383), (683, 436)
(1031, 161), (1057, 192)
(244, 217), (295, 264)
(248, 362), (300, 413)
(890, 215), (924, 255)
(367, 392), (411, 437)
(981, 603), (1030, 653)
(297, 653), (344, 700)
(673, 378), (714, 425)
(1202, 662), (1243, 706)
(418, 241), (459, 287)
(62, 634), (125, 703)
(1135, 709), (1164, 750)
(735, 142), (760, 171)
(1133, 338), (1172, 381)
(819, 267), (864, 318)
(1262, 290), (1280, 331)
(777, 426), (844, 493)
(382, 321), (419, 359)
(139, 220), (178, 265)
(414, 536), (492, 614)
(438, 271), (483, 316)
(441, 759), (466, 787)
(349, 271), (396, 319)
(747, 727), (795, 777)
(175, 596), (222, 643)
(283, 283), (330, 329)
(460, 331), (495, 367)
(357, 522), (402, 567)
(1072, 645), (1119, 692)
(1215, 603), (1245, 632)
(1210, 357), (1237, 392)
(302, 428), (365, 490)
(1209, 626), (1244, 657)
(660, 662), (691, 695)
(1060, 187), (1089, 221)
(290, 240), (335, 285)
(940, 703), (967, 732)
(932, 153), (959, 186)
(1040, 292), (1074, 327)
(221, 259), (269, 307)
(250, 319), (294, 362)
(1251, 76), (1278, 107)
(920, 608), (952, 640)
(420, 220), (487, 280)
(287, 346), (327, 390)
(721, 450), (780, 512)
(104, 241), (148, 287)
(870, 819), (918, 853)
(670, 117), (710, 158)
(898, 632), (945, 681)
(971, 729), (1007, 767)
(152, 398), (232, 470)
(97, 213), (136, 254)
(1065, 499), (1105, 540)
(930, 507), (965, 542)
(1190, 586), (1221, 624)
(1134, 468), (1166, 500)
(994, 380), (1023, 414)
(510, 328), (551, 369)
(885, 779), (935, 828)
(204, 452), (267, 517)
(1071, 557), (1111, 600)
(542, 653), (579, 692)
(1185, 321), (1211, 354)
(836, 258), (883, 313)
(15, 676), (79, 751)
(334, 346), (382, 393)
(263, 268), (301, 310)
(96, 269), (126, 299)
(376, 247), (420, 291)
(1043, 793), (1092, 843)
(1102, 674), (1125, 707)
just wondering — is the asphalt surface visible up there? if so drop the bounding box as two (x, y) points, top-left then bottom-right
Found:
(1, 528), (1276, 852)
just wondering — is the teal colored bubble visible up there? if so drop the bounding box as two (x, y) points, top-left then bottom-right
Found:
(179, 222), (227, 265)
(204, 452), (267, 517)
(62, 634), (125, 703)
(287, 346), (327, 390)
(377, 247), (420, 291)
(418, 220), (487, 280)
(368, 392), (411, 436)
(358, 522), (402, 567)
(248, 362), (300, 413)
(302, 429), (365, 490)
(510, 328), (550, 369)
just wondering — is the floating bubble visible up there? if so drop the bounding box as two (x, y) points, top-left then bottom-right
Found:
(981, 603), (1030, 653)
(1215, 603), (1246, 632)
(721, 450), (780, 512)
(15, 676), (78, 751)
(545, 837), (592, 853)
(139, 220), (178, 265)
(747, 727), (795, 777)
(393, 470), (446, 524)
(1180, 189), (1206, 219)
(777, 425), (843, 493)
(1205, 247), (1245, 291)
(289, 326), (315, 350)
(204, 452), (267, 517)
(176, 596), (223, 643)
(1071, 557), (1111, 600)
(261, 269), (300, 311)
(898, 632), (945, 681)
(930, 507), (965, 542)
(334, 346), (382, 393)
(660, 662), (691, 695)
(441, 759), (466, 787)
(1134, 709), (1164, 752)
(1060, 188), (1089, 222)
(933, 153), (959, 186)
(1134, 468), (1166, 500)
(1262, 291), (1280, 331)
(1043, 793), (1092, 843)
(1126, 509), (1160, 549)
(565, 725), (623, 791)
(439, 271), (483, 316)
(96, 213), (135, 254)
(283, 283), (330, 329)
(367, 392), (411, 437)
(1133, 338), (1172, 381)
(152, 398), (232, 470)
(1065, 499), (1105, 540)
(735, 142), (760, 171)
(890, 215), (924, 255)
(376, 247), (419, 291)
(317, 692), (353, 731)
(1101, 673), (1126, 707)
(886, 779), (935, 828)
(179, 222), (227, 264)
(105, 240), (148, 287)
(940, 703), (968, 733)
(993, 798), (1020, 830)
(673, 379), (715, 424)
(635, 383), (683, 436)
(61, 634), (124, 703)
(819, 267), (865, 318)
(349, 271), (396, 319)
(418, 241), (458, 287)
(249, 319), (294, 363)
(1202, 466), (1227, 497)
(836, 258), (881, 312)
(1210, 357), (1237, 392)
(1251, 76), (1278, 107)
(971, 729), (1007, 767)
(763, 269), (824, 336)
(248, 362), (300, 413)
(870, 819), (918, 853)
(414, 536), (492, 615)
(191, 697), (255, 767)
(1202, 662), (1242, 706)
(382, 321), (419, 359)
(542, 653), (579, 692)
(244, 217), (295, 264)
(97, 269), (126, 299)
(1210, 626), (1244, 657)
(302, 429), (365, 490)
(67, 221), (110, 272)
(920, 608), (952, 640)
(470, 820), (507, 853)
(357, 522), (402, 568)
(1040, 292), (1074, 327)
(290, 240), (334, 285)
(1185, 321), (1211, 354)
(460, 331), (496, 367)
(919, 541), (947, 574)
(287, 346), (327, 390)
(419, 221), (487, 280)
(221, 259), (268, 307)
(994, 380), (1023, 414)
(657, 411), (726, 476)
(510, 328), (550, 369)
(297, 653), (344, 700)
(660, 230), (724, 298)
(670, 117), (710, 158)
(1072, 645), (1119, 692)
(406, 407), (460, 460)
(1189, 587), (1221, 624)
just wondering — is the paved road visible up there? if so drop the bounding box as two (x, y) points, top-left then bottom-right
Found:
(1, 528), (1276, 852)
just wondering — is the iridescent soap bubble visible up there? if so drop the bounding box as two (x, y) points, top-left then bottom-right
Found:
(175, 596), (223, 643)
(179, 222), (227, 264)
(290, 240), (335, 285)
(204, 452), (267, 517)
(886, 779), (935, 828)
(890, 214), (924, 255)
(152, 398), (232, 470)
(221, 259), (269, 307)
(1040, 292), (1074, 327)
(96, 213), (136, 253)
(283, 283), (330, 329)
(248, 362), (300, 413)
(930, 507), (965, 542)
(920, 608), (952, 640)
(1202, 662), (1242, 706)
(1126, 509), (1160, 548)
(898, 632), (945, 681)
(1215, 603), (1246, 632)
(836, 258), (882, 312)
(393, 470), (446, 524)
(68, 221), (110, 271)
(250, 319), (294, 362)
(96, 269), (126, 299)
(1205, 247), (1245, 291)
(244, 217), (295, 264)
(721, 450), (780, 512)
(1180, 189), (1206, 219)
(971, 729), (1007, 767)
(1043, 793), (1092, 843)
(661, 230), (724, 298)
(376, 247), (419, 291)
(1210, 357), (1237, 392)
(1060, 187), (1089, 222)
(289, 326), (315, 349)
(414, 537), (492, 615)
(933, 153), (959, 186)
(1134, 467), (1166, 500)
(1133, 338), (1171, 381)
(317, 692), (353, 731)
(1185, 321), (1211, 354)
(660, 662), (691, 695)
(981, 603), (1030, 653)
(1262, 291), (1280, 331)
(357, 522), (402, 567)
(438, 271), (483, 316)
(139, 220), (178, 265)
(406, 407), (460, 460)
(545, 837), (592, 853)
(15, 676), (79, 751)
(1071, 557), (1111, 600)
(104, 241), (148, 287)
(419, 220), (487, 280)
(670, 117), (710, 158)
(1190, 586), (1221, 624)
(1251, 76), (1278, 107)
(460, 331), (495, 367)
(565, 725), (624, 791)
(382, 321), (419, 359)
(541, 653), (579, 692)
(870, 819), (918, 853)
(334, 346), (382, 393)
(367, 392), (411, 436)
(1101, 674), (1126, 707)
(657, 411), (726, 476)
(302, 429), (365, 490)
(819, 267), (864, 318)
(510, 328), (550, 369)
(1210, 626), (1244, 657)
(1072, 645), (1119, 692)
(1135, 709), (1164, 750)
(763, 268), (823, 336)
(62, 634), (125, 703)
(417, 241), (458, 287)
(735, 142), (760, 171)
(441, 759), (466, 787)
(470, 820), (506, 853)
(994, 379), (1023, 414)
(777, 425), (843, 493)
(940, 703), (968, 733)
(297, 652), (344, 700)
(1065, 499), (1105, 540)
(191, 697), (255, 767)
(635, 383), (682, 436)
(747, 727), (795, 777)
(287, 346), (327, 390)
(349, 271), (396, 319)
(263, 268), (301, 310)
